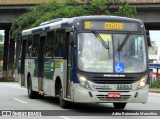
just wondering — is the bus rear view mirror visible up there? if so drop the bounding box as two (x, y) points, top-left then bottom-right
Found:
(146, 30), (151, 47)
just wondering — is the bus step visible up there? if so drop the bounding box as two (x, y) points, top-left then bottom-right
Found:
(67, 96), (71, 98)
(64, 98), (71, 101)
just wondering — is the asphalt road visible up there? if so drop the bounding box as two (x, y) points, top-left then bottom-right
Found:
(0, 82), (159, 119)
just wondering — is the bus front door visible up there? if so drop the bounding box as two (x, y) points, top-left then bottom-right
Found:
(66, 32), (73, 98)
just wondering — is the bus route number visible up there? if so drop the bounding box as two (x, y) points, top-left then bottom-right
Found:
(117, 84), (132, 90)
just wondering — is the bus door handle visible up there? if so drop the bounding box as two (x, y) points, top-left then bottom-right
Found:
(68, 64), (71, 67)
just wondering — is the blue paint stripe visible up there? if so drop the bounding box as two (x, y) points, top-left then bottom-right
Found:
(61, 22), (69, 27)
(32, 26), (50, 34)
(32, 28), (43, 33)
(44, 26), (50, 31)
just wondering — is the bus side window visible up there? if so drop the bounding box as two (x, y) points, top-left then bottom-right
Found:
(26, 36), (32, 57)
(54, 29), (65, 57)
(46, 31), (55, 57)
(32, 35), (39, 57)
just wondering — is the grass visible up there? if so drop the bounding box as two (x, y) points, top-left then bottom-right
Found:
(150, 80), (160, 88)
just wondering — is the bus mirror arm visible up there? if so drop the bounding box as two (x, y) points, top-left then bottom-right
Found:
(70, 40), (76, 48)
(69, 31), (75, 48)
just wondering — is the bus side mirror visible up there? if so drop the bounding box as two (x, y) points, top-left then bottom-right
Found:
(146, 30), (151, 47)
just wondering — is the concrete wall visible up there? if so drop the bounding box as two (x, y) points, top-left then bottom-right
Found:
(0, 10), (25, 23)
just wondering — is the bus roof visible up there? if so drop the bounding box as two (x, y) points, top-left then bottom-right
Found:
(22, 15), (143, 36)
(74, 15), (142, 23)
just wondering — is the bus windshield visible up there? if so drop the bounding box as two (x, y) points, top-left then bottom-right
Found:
(77, 33), (147, 73)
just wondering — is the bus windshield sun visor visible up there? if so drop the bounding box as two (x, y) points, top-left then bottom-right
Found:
(92, 31), (110, 50)
(118, 33), (131, 52)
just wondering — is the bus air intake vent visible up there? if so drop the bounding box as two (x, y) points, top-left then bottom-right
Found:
(90, 77), (137, 84)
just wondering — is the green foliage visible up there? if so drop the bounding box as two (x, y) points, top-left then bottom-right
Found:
(150, 80), (160, 88)
(12, 1), (63, 40)
(117, 3), (137, 18)
(11, 0), (137, 40)
(0, 44), (4, 60)
(31, 5), (89, 28)
(87, 0), (120, 15)
(0, 34), (4, 42)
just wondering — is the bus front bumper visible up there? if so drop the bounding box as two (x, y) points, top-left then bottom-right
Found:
(73, 84), (149, 103)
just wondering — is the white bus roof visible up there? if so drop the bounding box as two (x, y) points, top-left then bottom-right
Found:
(22, 18), (73, 36)
(22, 15), (143, 36)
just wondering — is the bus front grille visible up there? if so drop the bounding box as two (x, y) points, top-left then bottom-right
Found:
(90, 78), (137, 84)
(96, 95), (131, 101)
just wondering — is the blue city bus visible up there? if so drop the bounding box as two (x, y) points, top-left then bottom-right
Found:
(19, 16), (150, 109)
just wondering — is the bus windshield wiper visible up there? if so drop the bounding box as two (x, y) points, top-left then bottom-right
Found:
(118, 33), (131, 51)
(92, 31), (109, 50)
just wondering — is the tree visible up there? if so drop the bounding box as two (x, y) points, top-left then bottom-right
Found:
(0, 44), (3, 60)
(11, 0), (136, 40)
(0, 34), (4, 42)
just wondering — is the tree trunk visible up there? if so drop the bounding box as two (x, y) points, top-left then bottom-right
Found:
(16, 40), (21, 73)
(8, 38), (15, 78)
(2, 29), (9, 78)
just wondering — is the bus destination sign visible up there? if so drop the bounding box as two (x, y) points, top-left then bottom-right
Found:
(84, 21), (138, 31)
(105, 22), (123, 30)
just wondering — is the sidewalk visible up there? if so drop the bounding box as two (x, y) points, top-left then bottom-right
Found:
(0, 77), (15, 82)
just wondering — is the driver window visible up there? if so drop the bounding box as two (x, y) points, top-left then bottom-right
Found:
(134, 36), (144, 58)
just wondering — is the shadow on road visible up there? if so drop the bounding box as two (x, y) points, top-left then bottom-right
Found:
(35, 96), (137, 116)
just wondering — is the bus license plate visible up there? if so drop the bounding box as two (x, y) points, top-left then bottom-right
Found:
(108, 93), (120, 98)
(117, 84), (132, 90)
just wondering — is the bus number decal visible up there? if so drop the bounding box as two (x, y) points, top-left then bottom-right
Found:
(84, 21), (93, 29)
(117, 84), (132, 90)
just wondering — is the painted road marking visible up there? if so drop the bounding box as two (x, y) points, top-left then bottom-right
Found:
(13, 98), (28, 104)
(59, 116), (71, 119)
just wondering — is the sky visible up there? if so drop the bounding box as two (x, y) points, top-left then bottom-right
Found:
(149, 30), (160, 46)
(0, 30), (160, 45)
(0, 30), (4, 35)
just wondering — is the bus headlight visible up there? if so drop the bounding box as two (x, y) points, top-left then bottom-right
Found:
(137, 75), (147, 89)
(77, 74), (91, 90)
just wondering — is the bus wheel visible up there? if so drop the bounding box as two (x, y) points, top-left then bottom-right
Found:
(28, 81), (44, 99)
(59, 88), (71, 108)
(113, 103), (126, 109)
(28, 81), (36, 99)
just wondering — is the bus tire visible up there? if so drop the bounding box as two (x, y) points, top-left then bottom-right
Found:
(59, 88), (71, 109)
(27, 77), (44, 99)
(28, 81), (36, 99)
(113, 103), (126, 109)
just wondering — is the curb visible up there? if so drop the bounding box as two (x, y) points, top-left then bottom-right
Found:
(149, 89), (160, 93)
(0, 77), (15, 82)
